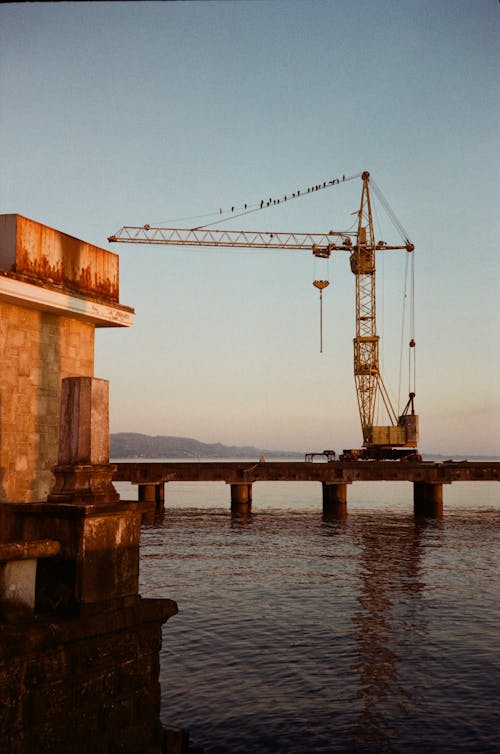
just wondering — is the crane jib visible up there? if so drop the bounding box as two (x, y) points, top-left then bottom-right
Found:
(108, 227), (410, 254)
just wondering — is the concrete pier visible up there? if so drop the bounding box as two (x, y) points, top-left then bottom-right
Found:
(413, 482), (444, 517)
(229, 482), (253, 509)
(114, 460), (499, 514)
(1, 379), (178, 752)
(138, 482), (165, 517)
(322, 482), (348, 516)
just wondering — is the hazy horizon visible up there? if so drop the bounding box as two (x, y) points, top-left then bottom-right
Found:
(110, 430), (499, 459)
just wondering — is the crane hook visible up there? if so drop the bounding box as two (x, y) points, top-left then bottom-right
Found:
(313, 280), (330, 353)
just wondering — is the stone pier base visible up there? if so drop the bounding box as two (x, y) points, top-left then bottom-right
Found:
(48, 463), (120, 505)
(2, 500), (144, 607)
(1, 453), (176, 751)
(0, 596), (177, 754)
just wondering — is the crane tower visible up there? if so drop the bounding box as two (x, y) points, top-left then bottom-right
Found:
(109, 171), (419, 461)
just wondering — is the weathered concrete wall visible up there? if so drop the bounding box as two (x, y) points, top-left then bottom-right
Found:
(0, 301), (94, 502)
(0, 214), (120, 303)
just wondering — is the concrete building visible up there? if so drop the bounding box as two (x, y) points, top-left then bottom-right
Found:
(0, 215), (182, 754)
(0, 214), (134, 502)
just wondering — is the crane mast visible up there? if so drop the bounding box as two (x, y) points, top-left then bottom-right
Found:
(109, 171), (419, 460)
(353, 174), (385, 441)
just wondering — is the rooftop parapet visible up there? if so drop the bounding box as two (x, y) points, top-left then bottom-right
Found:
(0, 214), (119, 303)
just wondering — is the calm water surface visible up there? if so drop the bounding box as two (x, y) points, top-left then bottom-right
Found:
(127, 478), (499, 753)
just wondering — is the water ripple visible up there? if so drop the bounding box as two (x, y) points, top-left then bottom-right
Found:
(139, 493), (500, 753)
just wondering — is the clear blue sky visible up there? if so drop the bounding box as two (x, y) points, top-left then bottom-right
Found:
(1, 0), (498, 455)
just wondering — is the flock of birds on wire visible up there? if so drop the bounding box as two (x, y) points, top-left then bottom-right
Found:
(225, 174), (352, 213)
(159, 172), (362, 230)
(149, 170), (413, 360)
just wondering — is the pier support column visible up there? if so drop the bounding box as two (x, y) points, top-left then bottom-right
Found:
(138, 482), (165, 516)
(322, 483), (348, 517)
(229, 483), (252, 511)
(413, 482), (443, 517)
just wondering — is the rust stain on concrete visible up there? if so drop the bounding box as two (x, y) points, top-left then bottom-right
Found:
(0, 214), (119, 302)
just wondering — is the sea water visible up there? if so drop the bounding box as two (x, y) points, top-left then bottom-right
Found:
(117, 473), (499, 753)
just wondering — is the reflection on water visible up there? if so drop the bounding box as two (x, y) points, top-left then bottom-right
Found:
(137, 486), (499, 753)
(349, 518), (434, 753)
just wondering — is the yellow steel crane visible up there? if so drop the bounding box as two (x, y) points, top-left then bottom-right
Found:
(108, 171), (419, 461)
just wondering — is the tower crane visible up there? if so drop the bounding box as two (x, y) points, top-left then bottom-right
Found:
(108, 171), (419, 461)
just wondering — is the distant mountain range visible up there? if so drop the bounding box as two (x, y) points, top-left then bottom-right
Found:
(110, 432), (300, 459)
(110, 433), (498, 461)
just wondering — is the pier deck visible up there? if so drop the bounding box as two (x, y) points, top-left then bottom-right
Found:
(113, 459), (500, 485)
(113, 460), (499, 516)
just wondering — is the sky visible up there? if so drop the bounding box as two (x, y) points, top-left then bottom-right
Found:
(1, 0), (498, 456)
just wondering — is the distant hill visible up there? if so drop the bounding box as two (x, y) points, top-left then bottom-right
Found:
(110, 432), (300, 459)
(110, 433), (498, 461)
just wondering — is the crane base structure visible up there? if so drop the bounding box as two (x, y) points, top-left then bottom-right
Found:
(339, 448), (422, 463)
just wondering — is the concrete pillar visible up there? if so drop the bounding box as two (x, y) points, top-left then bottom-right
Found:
(48, 377), (119, 504)
(138, 483), (165, 516)
(57, 376), (109, 466)
(413, 482), (443, 516)
(230, 483), (252, 510)
(322, 482), (348, 517)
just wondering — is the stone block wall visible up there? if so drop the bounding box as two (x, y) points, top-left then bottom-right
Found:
(0, 597), (178, 754)
(0, 301), (94, 502)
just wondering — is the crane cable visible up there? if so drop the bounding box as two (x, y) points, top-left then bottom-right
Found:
(409, 248), (416, 397)
(194, 172), (362, 229)
(313, 253), (330, 353)
(367, 182), (416, 420)
(398, 247), (416, 413)
(151, 172), (362, 230)
(371, 179), (413, 246)
(398, 253), (409, 412)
